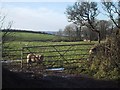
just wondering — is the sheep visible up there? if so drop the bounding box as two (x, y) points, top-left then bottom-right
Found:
(88, 47), (97, 61)
(35, 54), (44, 65)
(27, 53), (44, 68)
(89, 46), (99, 55)
(88, 43), (110, 61)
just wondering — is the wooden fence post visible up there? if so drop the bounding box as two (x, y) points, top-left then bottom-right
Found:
(21, 48), (23, 68)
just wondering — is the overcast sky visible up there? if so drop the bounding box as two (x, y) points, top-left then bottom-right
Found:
(1, 0), (110, 32)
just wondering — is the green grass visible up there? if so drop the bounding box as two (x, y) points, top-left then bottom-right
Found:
(1, 31), (69, 42)
(3, 41), (95, 69)
(4, 41), (96, 49)
(1, 31), (103, 78)
(2, 31), (97, 71)
(6, 32), (58, 41)
(2, 31), (119, 80)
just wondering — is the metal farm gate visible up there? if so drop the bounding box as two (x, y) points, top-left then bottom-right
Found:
(20, 43), (94, 69)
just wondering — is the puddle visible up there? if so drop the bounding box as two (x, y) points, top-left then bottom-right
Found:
(46, 68), (64, 71)
(1, 60), (21, 63)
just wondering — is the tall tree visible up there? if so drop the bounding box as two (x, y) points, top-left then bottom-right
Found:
(0, 8), (14, 60)
(76, 25), (82, 41)
(102, 0), (120, 29)
(81, 26), (90, 41)
(64, 24), (76, 41)
(0, 8), (14, 44)
(81, 26), (98, 41)
(65, 1), (101, 43)
(97, 20), (113, 40)
(56, 29), (63, 36)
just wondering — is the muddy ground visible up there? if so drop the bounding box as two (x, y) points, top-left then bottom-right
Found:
(2, 63), (120, 88)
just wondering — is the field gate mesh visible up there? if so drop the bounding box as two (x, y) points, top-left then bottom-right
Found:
(21, 43), (94, 69)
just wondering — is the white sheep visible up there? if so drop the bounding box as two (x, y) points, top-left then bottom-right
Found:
(27, 53), (44, 67)
(88, 43), (110, 60)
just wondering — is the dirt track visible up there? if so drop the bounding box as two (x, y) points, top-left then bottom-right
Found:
(2, 66), (119, 88)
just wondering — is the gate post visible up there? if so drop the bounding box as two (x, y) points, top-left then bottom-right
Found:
(21, 47), (23, 68)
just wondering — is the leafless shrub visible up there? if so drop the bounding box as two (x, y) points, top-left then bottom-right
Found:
(89, 30), (120, 69)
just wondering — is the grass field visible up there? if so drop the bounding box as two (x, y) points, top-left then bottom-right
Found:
(2, 31), (119, 80)
(2, 31), (67, 42)
(13, 32), (57, 41)
(2, 31), (98, 75)
(3, 41), (96, 70)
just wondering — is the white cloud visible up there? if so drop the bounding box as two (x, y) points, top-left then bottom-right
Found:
(1, 0), (77, 2)
(2, 0), (116, 3)
(4, 6), (70, 31)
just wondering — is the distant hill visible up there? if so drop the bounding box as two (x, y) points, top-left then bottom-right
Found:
(44, 31), (57, 35)
(1, 29), (68, 42)
(1, 29), (59, 35)
(1, 29), (48, 34)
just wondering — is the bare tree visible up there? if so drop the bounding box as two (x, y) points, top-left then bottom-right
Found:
(97, 20), (113, 40)
(1, 22), (13, 44)
(102, 0), (120, 29)
(55, 29), (64, 41)
(64, 24), (79, 41)
(65, 1), (101, 43)
(56, 29), (63, 36)
(75, 25), (81, 41)
(81, 26), (90, 41)
(0, 9), (13, 43)
(81, 26), (98, 41)
(0, 9), (14, 60)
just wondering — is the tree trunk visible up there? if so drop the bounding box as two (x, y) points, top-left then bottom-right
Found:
(117, 5), (120, 29)
(98, 32), (101, 43)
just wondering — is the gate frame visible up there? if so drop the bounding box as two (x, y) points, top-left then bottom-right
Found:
(20, 43), (95, 68)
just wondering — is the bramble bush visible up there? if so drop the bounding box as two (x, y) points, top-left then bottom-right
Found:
(87, 30), (120, 80)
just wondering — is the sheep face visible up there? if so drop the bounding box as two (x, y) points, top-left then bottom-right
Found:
(27, 53), (44, 66)
(88, 43), (110, 61)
